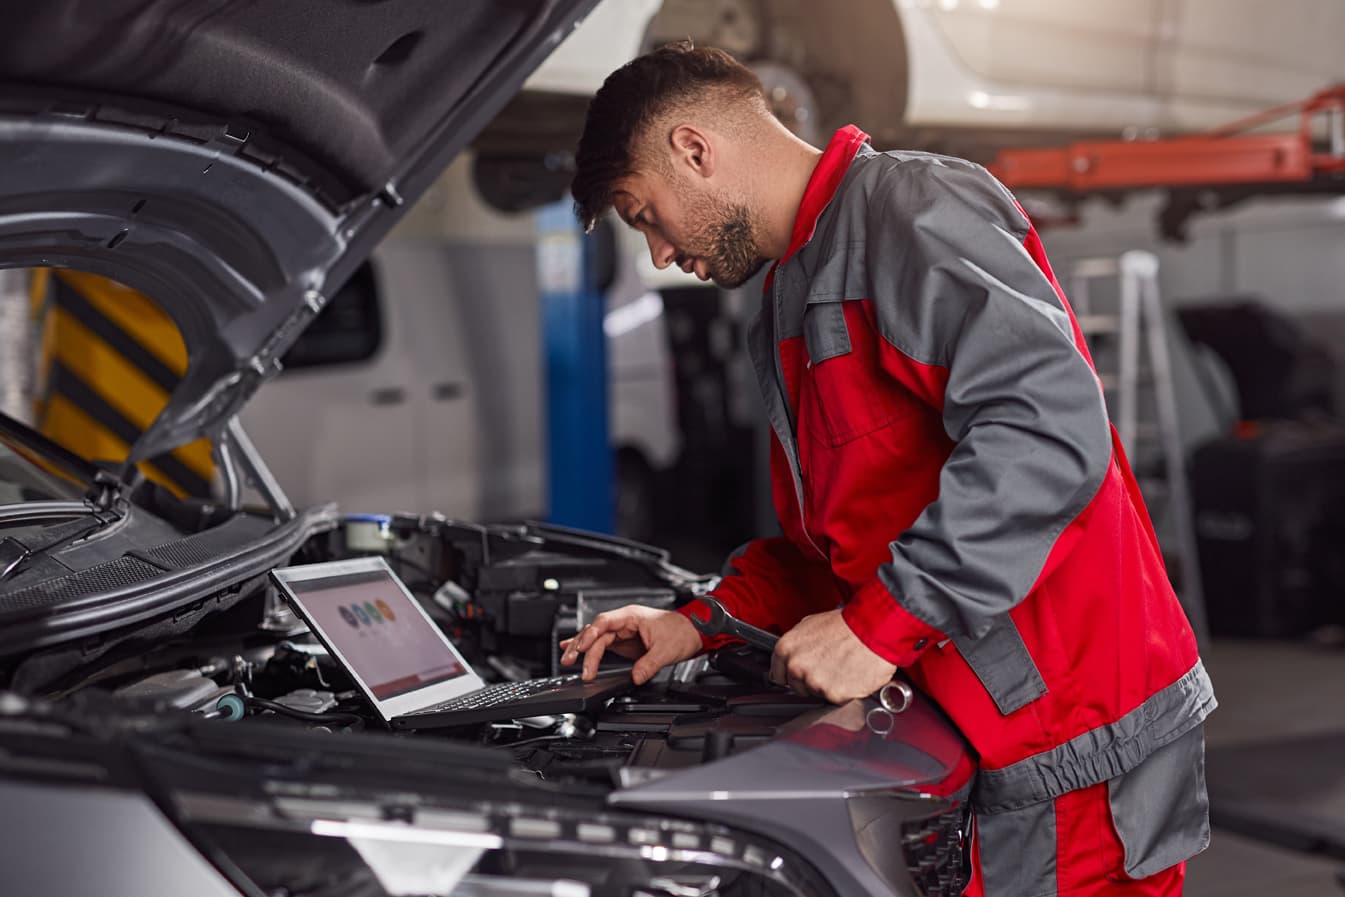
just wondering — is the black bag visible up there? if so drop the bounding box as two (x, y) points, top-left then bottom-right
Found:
(1193, 422), (1345, 637)
(1178, 299), (1336, 421)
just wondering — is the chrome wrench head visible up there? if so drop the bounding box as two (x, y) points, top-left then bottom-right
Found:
(690, 597), (779, 651)
(690, 597), (729, 635)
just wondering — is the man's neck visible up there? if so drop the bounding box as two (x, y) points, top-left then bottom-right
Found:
(757, 136), (824, 261)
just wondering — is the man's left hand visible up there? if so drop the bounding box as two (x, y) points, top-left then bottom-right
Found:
(771, 609), (897, 704)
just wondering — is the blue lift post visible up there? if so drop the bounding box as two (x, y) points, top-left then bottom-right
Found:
(537, 201), (613, 533)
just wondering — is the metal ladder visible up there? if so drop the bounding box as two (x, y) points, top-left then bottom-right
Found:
(1067, 250), (1210, 643)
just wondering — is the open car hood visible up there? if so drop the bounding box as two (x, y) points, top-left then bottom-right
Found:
(0, 0), (599, 466)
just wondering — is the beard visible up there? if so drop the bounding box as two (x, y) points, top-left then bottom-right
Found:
(678, 190), (769, 289)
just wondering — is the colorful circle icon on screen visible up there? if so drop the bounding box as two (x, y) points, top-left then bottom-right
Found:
(339, 606), (358, 628)
(376, 599), (395, 622)
(364, 601), (382, 623)
(351, 604), (370, 626)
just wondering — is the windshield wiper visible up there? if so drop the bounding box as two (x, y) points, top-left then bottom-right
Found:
(0, 484), (125, 583)
(0, 412), (129, 581)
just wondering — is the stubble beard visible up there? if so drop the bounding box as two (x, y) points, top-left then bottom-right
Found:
(709, 205), (769, 288)
(682, 190), (769, 289)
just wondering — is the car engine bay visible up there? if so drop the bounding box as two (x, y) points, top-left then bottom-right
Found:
(0, 509), (974, 897)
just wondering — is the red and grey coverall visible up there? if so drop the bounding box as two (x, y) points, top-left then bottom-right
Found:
(680, 126), (1216, 896)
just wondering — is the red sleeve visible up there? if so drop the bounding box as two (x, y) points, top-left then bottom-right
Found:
(842, 578), (944, 667)
(678, 536), (845, 651)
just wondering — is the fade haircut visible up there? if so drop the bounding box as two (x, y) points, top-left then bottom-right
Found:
(571, 41), (767, 232)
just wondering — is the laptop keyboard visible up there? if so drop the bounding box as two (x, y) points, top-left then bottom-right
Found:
(410, 674), (587, 716)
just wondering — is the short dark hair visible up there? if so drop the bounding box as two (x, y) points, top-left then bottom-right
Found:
(570, 41), (765, 232)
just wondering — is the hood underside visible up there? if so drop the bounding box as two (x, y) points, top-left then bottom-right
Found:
(0, 0), (598, 465)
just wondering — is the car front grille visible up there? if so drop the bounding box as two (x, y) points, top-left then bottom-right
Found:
(900, 804), (970, 897)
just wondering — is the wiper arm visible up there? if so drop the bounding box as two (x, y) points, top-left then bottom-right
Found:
(0, 469), (126, 582)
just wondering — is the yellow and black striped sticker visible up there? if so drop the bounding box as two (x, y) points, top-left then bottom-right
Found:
(31, 270), (215, 498)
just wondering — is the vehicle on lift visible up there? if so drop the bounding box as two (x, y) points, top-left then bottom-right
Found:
(486, 0), (1345, 176)
(0, 4), (973, 897)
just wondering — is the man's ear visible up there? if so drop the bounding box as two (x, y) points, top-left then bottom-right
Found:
(668, 124), (715, 180)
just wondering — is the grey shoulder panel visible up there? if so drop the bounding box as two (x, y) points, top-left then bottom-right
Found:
(860, 154), (1112, 637)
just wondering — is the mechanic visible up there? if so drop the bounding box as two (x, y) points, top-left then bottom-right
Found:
(560, 43), (1215, 897)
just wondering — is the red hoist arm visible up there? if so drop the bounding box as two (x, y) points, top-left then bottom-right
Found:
(989, 85), (1345, 193)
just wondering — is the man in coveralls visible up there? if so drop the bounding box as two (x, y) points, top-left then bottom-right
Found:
(561, 43), (1215, 897)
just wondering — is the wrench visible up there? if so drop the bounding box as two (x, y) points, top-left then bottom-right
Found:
(689, 597), (780, 652)
(692, 597), (915, 714)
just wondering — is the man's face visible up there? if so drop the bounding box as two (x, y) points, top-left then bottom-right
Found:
(612, 169), (768, 289)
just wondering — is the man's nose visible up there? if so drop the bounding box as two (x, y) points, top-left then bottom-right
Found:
(645, 231), (677, 270)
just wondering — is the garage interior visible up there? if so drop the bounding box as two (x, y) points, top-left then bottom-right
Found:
(1, 1), (1344, 895)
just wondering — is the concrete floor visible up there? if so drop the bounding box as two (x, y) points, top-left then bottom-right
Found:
(1186, 830), (1341, 897)
(1185, 638), (1345, 897)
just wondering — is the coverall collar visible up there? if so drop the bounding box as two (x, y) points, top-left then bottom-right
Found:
(780, 124), (870, 265)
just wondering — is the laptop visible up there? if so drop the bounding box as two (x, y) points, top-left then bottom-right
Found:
(270, 557), (635, 729)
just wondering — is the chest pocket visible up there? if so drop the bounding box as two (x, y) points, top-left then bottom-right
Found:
(802, 300), (908, 446)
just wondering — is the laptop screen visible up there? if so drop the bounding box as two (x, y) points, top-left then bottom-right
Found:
(283, 563), (469, 700)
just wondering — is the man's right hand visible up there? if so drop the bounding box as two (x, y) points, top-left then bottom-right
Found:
(559, 605), (703, 685)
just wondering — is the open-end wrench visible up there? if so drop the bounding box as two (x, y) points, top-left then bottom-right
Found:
(689, 597), (780, 652)
(691, 596), (916, 715)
